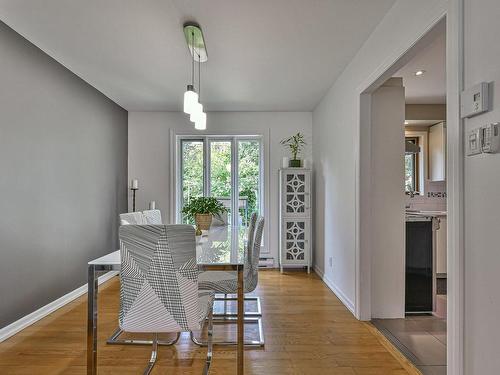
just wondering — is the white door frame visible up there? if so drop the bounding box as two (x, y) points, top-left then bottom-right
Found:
(354, 1), (464, 374)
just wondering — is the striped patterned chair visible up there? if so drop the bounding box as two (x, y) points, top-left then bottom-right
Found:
(195, 216), (265, 346)
(119, 224), (214, 374)
(198, 214), (260, 294)
(119, 212), (146, 225)
(142, 209), (162, 224)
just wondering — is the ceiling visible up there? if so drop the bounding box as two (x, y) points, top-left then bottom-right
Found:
(395, 27), (446, 104)
(0, 0), (396, 111)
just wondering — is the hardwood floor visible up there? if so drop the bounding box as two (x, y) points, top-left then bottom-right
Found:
(0, 271), (416, 374)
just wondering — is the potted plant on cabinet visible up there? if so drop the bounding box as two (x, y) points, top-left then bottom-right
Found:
(181, 196), (227, 235)
(281, 132), (306, 167)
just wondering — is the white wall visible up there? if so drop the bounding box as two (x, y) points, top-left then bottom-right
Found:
(463, 0), (500, 373)
(370, 79), (406, 318)
(312, 0), (447, 315)
(128, 111), (312, 263)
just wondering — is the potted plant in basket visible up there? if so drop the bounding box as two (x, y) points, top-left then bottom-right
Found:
(182, 197), (227, 235)
(281, 132), (306, 167)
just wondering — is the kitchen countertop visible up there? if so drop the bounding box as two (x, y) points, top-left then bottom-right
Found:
(406, 210), (447, 217)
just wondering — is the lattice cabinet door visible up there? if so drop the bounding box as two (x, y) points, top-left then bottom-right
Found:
(281, 170), (311, 218)
(280, 218), (311, 271)
(279, 169), (312, 273)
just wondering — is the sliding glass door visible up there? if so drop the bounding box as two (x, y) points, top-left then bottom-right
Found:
(180, 140), (204, 212)
(237, 140), (261, 227)
(209, 140), (233, 224)
(178, 136), (262, 227)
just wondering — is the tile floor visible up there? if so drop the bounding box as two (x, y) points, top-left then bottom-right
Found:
(372, 315), (446, 375)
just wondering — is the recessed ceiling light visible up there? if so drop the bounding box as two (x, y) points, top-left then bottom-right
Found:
(415, 70), (426, 77)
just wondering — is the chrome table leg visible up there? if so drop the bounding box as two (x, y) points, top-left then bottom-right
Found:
(237, 265), (244, 375)
(87, 264), (98, 375)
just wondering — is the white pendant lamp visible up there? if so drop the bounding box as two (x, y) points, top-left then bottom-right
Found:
(183, 22), (208, 130)
(195, 112), (206, 130)
(189, 102), (203, 122)
(183, 85), (198, 114)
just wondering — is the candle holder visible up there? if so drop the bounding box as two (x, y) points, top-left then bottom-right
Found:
(131, 187), (138, 212)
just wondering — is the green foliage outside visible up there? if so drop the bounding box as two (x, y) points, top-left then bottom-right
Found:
(405, 154), (415, 192)
(181, 140), (260, 225)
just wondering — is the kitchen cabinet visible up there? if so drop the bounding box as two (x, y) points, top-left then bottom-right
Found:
(406, 217), (433, 313)
(429, 122), (446, 181)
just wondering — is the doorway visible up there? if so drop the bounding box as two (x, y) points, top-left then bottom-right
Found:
(373, 32), (448, 369)
(357, 19), (459, 374)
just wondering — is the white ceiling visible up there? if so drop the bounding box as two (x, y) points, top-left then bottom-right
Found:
(395, 28), (446, 104)
(0, 0), (396, 111)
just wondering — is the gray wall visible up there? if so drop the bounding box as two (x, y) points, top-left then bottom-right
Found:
(0, 21), (128, 328)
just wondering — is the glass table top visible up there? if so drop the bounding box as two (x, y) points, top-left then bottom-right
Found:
(196, 225), (246, 265)
(89, 225), (246, 266)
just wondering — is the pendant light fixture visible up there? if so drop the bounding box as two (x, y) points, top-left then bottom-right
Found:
(190, 102), (203, 122)
(183, 22), (207, 130)
(194, 48), (206, 130)
(183, 30), (198, 114)
(183, 85), (198, 115)
(195, 112), (207, 130)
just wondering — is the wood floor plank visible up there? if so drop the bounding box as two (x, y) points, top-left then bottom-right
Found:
(0, 271), (414, 374)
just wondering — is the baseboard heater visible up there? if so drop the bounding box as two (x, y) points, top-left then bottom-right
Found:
(258, 257), (274, 268)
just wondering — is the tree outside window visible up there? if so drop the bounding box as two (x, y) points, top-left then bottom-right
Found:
(405, 137), (420, 193)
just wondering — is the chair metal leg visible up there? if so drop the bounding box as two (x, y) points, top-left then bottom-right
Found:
(107, 328), (181, 346)
(223, 293), (228, 315)
(202, 306), (214, 375)
(191, 316), (264, 347)
(143, 333), (158, 375)
(214, 295), (262, 317)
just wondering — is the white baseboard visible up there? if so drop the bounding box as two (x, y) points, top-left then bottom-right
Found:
(314, 265), (355, 315)
(0, 271), (118, 343)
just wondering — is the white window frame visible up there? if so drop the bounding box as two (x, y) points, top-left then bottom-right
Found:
(405, 129), (429, 195)
(173, 133), (265, 229)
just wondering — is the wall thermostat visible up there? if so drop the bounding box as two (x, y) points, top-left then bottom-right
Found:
(461, 82), (490, 118)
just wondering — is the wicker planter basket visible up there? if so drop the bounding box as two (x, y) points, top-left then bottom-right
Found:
(195, 213), (213, 231)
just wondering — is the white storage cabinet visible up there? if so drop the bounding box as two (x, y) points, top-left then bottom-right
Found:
(279, 168), (312, 273)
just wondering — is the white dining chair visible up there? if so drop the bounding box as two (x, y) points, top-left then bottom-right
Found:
(119, 212), (146, 225)
(119, 224), (215, 374)
(142, 209), (162, 224)
(195, 216), (265, 346)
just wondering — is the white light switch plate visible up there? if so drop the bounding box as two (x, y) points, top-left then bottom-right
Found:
(467, 128), (482, 156)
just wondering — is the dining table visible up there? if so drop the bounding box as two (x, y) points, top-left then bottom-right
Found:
(87, 225), (246, 375)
